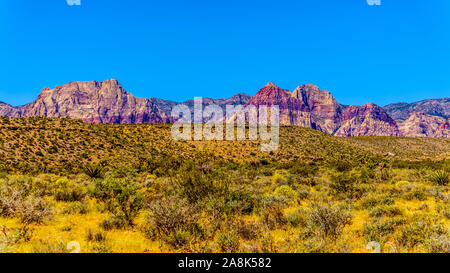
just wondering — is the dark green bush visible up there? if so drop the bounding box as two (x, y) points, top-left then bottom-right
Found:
(90, 178), (143, 226)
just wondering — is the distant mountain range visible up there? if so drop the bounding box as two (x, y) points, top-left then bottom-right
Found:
(0, 79), (448, 138)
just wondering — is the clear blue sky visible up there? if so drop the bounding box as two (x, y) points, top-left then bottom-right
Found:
(1, 0), (449, 106)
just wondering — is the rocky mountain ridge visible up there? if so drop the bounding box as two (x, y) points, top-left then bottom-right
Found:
(0, 79), (448, 138)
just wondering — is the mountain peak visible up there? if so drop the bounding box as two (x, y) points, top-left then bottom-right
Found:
(264, 82), (278, 88)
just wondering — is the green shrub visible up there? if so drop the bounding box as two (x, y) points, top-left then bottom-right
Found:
(286, 208), (307, 227)
(362, 218), (406, 244)
(403, 189), (427, 201)
(329, 172), (359, 199)
(369, 205), (403, 218)
(90, 178), (143, 226)
(100, 215), (128, 230)
(54, 187), (86, 202)
(360, 194), (395, 209)
(274, 185), (297, 203)
(61, 201), (89, 215)
(217, 232), (240, 253)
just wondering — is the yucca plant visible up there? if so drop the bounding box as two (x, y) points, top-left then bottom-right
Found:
(431, 169), (449, 186)
(84, 163), (104, 179)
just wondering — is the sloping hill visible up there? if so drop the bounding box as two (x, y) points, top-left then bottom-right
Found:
(0, 117), (448, 174)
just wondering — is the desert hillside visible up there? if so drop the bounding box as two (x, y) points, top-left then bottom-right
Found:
(0, 117), (449, 253)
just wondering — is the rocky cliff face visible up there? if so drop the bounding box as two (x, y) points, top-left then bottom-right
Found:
(0, 102), (21, 117)
(397, 112), (447, 137)
(433, 121), (450, 139)
(292, 84), (342, 134)
(384, 98), (450, 122)
(1, 79), (250, 124)
(334, 104), (400, 136)
(20, 79), (173, 124)
(242, 82), (314, 127)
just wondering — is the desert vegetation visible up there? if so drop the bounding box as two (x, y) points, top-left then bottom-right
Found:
(0, 117), (449, 253)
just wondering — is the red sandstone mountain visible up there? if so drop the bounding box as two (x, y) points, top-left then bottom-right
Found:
(19, 79), (173, 124)
(334, 103), (400, 136)
(243, 82), (315, 128)
(0, 102), (20, 117)
(433, 121), (450, 139)
(397, 112), (447, 137)
(292, 84), (343, 134)
(239, 82), (399, 137)
(0, 79), (448, 139)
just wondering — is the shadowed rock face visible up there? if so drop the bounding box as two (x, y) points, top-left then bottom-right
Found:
(334, 103), (400, 136)
(398, 112), (447, 137)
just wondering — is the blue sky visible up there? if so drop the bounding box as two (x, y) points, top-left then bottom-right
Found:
(1, 0), (449, 106)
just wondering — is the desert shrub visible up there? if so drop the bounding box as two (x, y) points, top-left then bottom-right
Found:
(274, 185), (297, 203)
(431, 169), (449, 186)
(403, 189), (427, 201)
(54, 187), (86, 202)
(397, 215), (448, 249)
(260, 206), (287, 230)
(290, 163), (318, 177)
(306, 203), (352, 239)
(223, 191), (256, 215)
(0, 188), (23, 217)
(435, 204), (450, 219)
(256, 195), (289, 230)
(84, 163), (104, 179)
(329, 172), (359, 199)
(235, 220), (259, 240)
(86, 229), (107, 242)
(271, 171), (290, 186)
(146, 196), (202, 247)
(426, 235), (450, 253)
(329, 158), (353, 172)
(61, 201), (89, 215)
(359, 193), (394, 209)
(100, 215), (128, 230)
(369, 204), (403, 218)
(90, 178), (143, 226)
(33, 241), (68, 253)
(0, 179), (52, 224)
(175, 161), (228, 203)
(359, 167), (376, 183)
(362, 218), (406, 244)
(216, 232), (240, 253)
(296, 185), (311, 200)
(20, 196), (53, 224)
(109, 166), (138, 179)
(286, 208), (307, 227)
(376, 164), (393, 182)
